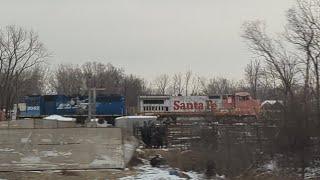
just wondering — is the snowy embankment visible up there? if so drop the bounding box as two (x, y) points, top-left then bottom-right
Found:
(118, 159), (203, 180)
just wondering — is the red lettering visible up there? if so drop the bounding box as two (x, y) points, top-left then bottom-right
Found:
(198, 103), (204, 109)
(174, 101), (180, 110)
(206, 100), (217, 109)
(180, 103), (186, 110)
(186, 103), (193, 109)
(194, 102), (198, 109)
(173, 99), (217, 110)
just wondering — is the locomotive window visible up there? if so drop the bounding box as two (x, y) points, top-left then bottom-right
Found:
(143, 100), (164, 104)
(209, 95), (221, 99)
(30, 98), (40, 106)
(238, 96), (249, 101)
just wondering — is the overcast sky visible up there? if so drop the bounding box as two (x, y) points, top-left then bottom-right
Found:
(0, 0), (295, 81)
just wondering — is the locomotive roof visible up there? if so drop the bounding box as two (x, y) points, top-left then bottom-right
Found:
(139, 95), (170, 99)
(235, 92), (250, 96)
(115, 115), (157, 119)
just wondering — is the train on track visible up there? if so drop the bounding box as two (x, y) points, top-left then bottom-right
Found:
(16, 94), (125, 123)
(15, 91), (261, 124)
(137, 92), (261, 124)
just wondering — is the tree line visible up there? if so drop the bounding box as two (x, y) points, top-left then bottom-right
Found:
(242, 0), (320, 178)
(0, 25), (291, 115)
(2, 0), (320, 116)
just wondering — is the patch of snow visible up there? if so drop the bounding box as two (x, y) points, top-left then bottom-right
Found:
(261, 100), (283, 106)
(41, 139), (52, 143)
(262, 160), (277, 172)
(0, 148), (15, 152)
(40, 151), (59, 157)
(86, 120), (112, 127)
(118, 159), (203, 180)
(21, 138), (31, 143)
(305, 166), (320, 179)
(20, 156), (41, 163)
(136, 148), (143, 153)
(44, 115), (76, 121)
(59, 151), (72, 156)
(90, 155), (114, 167)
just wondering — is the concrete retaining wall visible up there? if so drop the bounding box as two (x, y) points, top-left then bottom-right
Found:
(0, 127), (131, 171)
(0, 119), (77, 129)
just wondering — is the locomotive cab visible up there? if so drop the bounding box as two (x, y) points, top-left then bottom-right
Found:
(235, 92), (251, 101)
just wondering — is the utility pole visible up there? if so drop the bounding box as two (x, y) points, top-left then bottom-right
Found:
(86, 76), (106, 127)
(88, 87), (106, 127)
(86, 75), (106, 127)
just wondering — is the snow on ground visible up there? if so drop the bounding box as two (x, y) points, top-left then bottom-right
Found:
(118, 159), (203, 180)
(305, 166), (320, 179)
(260, 159), (320, 179)
(43, 115), (76, 121)
(262, 160), (277, 172)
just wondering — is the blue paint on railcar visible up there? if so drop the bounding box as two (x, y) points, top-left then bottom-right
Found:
(20, 94), (126, 118)
(96, 96), (125, 116)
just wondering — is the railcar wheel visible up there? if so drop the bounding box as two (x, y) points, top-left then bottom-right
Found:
(98, 118), (105, 124)
(106, 117), (115, 126)
(76, 117), (86, 125)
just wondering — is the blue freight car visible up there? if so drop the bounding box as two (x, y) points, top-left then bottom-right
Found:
(19, 95), (126, 123)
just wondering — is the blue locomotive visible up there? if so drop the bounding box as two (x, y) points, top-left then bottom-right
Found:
(18, 94), (126, 122)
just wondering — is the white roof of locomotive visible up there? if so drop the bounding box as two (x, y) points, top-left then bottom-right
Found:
(139, 95), (170, 99)
(115, 115), (157, 120)
(235, 92), (250, 96)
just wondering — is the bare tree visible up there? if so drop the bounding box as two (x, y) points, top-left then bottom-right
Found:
(18, 65), (48, 96)
(185, 70), (192, 96)
(206, 77), (239, 94)
(190, 76), (203, 95)
(121, 74), (147, 107)
(154, 74), (170, 95)
(245, 59), (262, 99)
(199, 77), (209, 95)
(49, 64), (84, 96)
(242, 21), (299, 103)
(172, 73), (184, 95)
(285, 0), (320, 114)
(241, 2), (320, 177)
(82, 62), (124, 94)
(0, 25), (48, 114)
